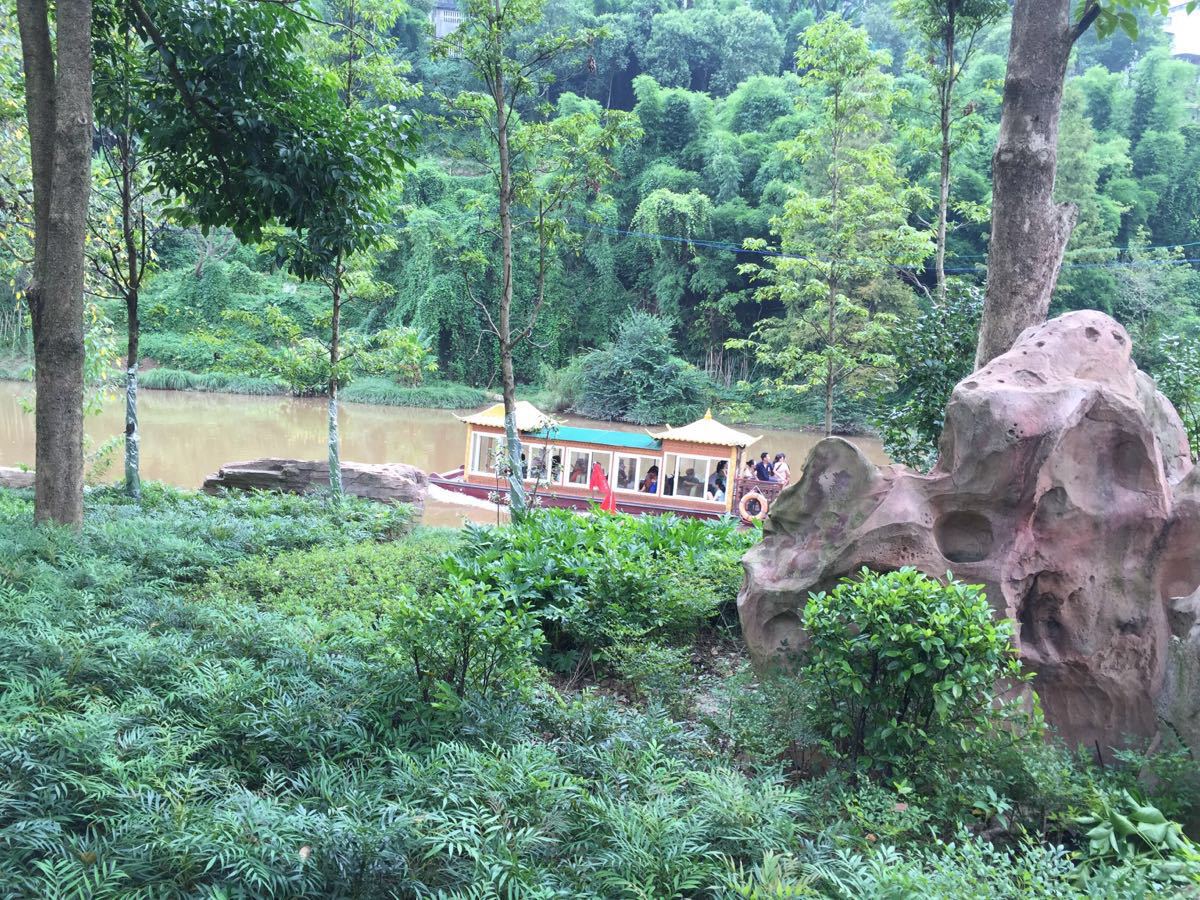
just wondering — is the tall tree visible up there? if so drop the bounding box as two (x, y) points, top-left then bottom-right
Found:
(286, 0), (417, 495)
(975, 0), (1195, 368)
(435, 0), (637, 518)
(736, 16), (931, 436)
(91, 6), (160, 499)
(897, 0), (1006, 305)
(16, 0), (93, 526)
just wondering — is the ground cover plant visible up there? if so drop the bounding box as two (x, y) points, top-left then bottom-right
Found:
(0, 486), (1198, 897)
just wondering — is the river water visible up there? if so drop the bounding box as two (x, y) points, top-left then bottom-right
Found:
(0, 381), (887, 527)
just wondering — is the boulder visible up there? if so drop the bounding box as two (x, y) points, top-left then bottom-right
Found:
(203, 458), (427, 509)
(739, 311), (1200, 758)
(0, 467), (35, 490)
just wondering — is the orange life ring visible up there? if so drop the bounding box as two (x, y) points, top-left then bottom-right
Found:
(739, 491), (769, 521)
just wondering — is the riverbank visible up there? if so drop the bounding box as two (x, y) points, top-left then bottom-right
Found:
(0, 358), (841, 432)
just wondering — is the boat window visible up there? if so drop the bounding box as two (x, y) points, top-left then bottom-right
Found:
(661, 453), (725, 502)
(615, 454), (661, 495)
(471, 433), (504, 476)
(565, 448), (613, 487)
(526, 444), (563, 484)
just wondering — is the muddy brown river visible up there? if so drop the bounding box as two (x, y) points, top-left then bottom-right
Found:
(0, 381), (887, 527)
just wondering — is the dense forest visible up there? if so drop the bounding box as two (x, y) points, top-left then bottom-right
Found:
(3, 0), (1199, 452)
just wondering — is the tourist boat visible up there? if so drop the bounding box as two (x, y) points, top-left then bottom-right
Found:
(430, 401), (785, 521)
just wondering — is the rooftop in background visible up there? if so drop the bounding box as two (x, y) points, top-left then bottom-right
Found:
(1168, 3), (1200, 62)
(652, 410), (761, 448)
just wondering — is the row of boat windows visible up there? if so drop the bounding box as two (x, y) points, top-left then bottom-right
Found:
(470, 434), (728, 502)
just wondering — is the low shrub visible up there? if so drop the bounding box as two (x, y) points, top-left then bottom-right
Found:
(341, 376), (493, 409)
(138, 367), (287, 395)
(205, 528), (456, 630)
(380, 577), (545, 706)
(448, 509), (757, 662)
(800, 567), (1022, 777)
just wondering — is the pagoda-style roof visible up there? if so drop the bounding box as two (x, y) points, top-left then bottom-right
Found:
(456, 401), (555, 432)
(651, 410), (761, 448)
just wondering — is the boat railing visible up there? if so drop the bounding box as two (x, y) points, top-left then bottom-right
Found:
(732, 475), (787, 514)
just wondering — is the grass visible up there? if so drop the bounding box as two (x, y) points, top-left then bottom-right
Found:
(138, 367), (287, 396)
(340, 376), (493, 409)
(0, 353), (32, 382)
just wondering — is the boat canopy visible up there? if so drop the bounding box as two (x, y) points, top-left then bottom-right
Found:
(455, 401), (555, 432)
(652, 410), (761, 449)
(529, 425), (661, 451)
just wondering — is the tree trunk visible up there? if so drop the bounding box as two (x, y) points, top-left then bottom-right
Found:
(17, 0), (93, 527)
(123, 133), (141, 500)
(125, 288), (140, 499)
(975, 0), (1081, 368)
(328, 270), (343, 495)
(494, 60), (527, 518)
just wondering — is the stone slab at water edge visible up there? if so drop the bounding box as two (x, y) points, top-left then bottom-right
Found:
(738, 310), (1200, 761)
(203, 458), (428, 509)
(0, 467), (34, 490)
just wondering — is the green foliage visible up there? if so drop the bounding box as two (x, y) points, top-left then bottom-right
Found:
(205, 529), (456, 630)
(340, 376), (494, 409)
(1072, 790), (1200, 887)
(448, 508), (756, 660)
(565, 310), (714, 424)
(875, 285), (982, 470)
(1152, 333), (1200, 459)
(137, 367), (286, 395)
(380, 578), (545, 705)
(735, 15), (932, 435)
(800, 567), (1022, 777)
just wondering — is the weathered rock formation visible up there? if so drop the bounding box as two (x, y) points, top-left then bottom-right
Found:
(203, 458), (428, 509)
(0, 467), (35, 490)
(739, 311), (1200, 757)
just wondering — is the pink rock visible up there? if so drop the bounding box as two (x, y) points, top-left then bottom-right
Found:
(0, 467), (35, 490)
(739, 311), (1200, 758)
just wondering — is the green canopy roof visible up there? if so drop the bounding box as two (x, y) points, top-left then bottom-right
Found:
(529, 425), (661, 452)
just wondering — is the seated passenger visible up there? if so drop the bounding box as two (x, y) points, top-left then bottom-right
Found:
(708, 460), (728, 501)
(679, 467), (703, 496)
(639, 465), (659, 494)
(568, 458), (588, 484)
(617, 462), (633, 489)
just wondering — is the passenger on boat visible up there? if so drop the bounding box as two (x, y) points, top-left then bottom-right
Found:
(617, 461), (633, 489)
(568, 458), (588, 485)
(551, 454), (562, 481)
(773, 452), (791, 484)
(743, 459), (757, 480)
(708, 460), (727, 501)
(755, 452), (779, 482)
(639, 465), (659, 493)
(679, 467), (703, 497)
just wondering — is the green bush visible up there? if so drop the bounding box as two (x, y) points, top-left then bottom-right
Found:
(563, 310), (714, 424)
(449, 509), (757, 662)
(874, 286), (982, 471)
(205, 528), (455, 629)
(340, 376), (493, 409)
(138, 366), (287, 395)
(1071, 790), (1200, 888)
(800, 567), (1022, 777)
(380, 577), (545, 705)
(139, 331), (221, 371)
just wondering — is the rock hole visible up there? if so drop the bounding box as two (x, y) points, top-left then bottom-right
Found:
(934, 511), (995, 564)
(1085, 326), (1100, 341)
(964, 381), (979, 390)
(1112, 331), (1126, 345)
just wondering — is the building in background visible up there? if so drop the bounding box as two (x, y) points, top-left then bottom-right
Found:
(1167, 3), (1200, 63)
(430, 0), (464, 39)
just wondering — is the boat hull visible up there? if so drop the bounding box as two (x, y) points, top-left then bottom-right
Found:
(429, 469), (732, 520)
